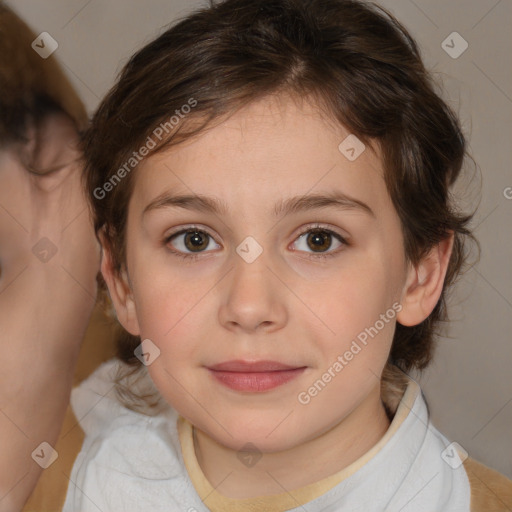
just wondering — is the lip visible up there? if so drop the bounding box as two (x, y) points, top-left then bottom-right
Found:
(207, 360), (301, 372)
(206, 360), (307, 392)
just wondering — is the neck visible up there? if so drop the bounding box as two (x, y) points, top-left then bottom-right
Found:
(193, 384), (391, 499)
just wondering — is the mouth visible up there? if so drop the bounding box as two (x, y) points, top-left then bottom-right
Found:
(206, 360), (307, 392)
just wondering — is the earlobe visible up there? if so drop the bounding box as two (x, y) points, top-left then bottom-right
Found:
(397, 232), (455, 327)
(99, 235), (141, 336)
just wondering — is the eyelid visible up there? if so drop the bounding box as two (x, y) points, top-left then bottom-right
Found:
(165, 224), (216, 239)
(165, 222), (349, 241)
(291, 222), (349, 244)
(164, 224), (220, 251)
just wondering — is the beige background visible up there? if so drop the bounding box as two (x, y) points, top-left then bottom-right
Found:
(7, 0), (511, 478)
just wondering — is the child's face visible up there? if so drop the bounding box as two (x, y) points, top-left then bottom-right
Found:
(111, 93), (411, 452)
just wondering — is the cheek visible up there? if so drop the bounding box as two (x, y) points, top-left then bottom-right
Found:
(131, 256), (215, 339)
(141, 299), (209, 413)
(145, 359), (202, 427)
(302, 257), (397, 340)
(293, 257), (401, 390)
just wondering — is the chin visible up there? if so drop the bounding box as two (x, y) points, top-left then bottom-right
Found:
(200, 416), (304, 453)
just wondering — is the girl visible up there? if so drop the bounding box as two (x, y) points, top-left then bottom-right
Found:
(26, 0), (512, 510)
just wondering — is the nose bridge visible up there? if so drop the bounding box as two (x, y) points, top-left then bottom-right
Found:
(218, 235), (287, 332)
(233, 237), (272, 292)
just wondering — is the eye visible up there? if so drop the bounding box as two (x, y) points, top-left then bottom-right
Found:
(291, 224), (348, 260)
(165, 227), (220, 261)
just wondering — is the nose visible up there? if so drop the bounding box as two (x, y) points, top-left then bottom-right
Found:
(217, 247), (287, 334)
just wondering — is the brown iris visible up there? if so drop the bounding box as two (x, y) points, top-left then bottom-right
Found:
(183, 230), (210, 252)
(306, 230), (332, 252)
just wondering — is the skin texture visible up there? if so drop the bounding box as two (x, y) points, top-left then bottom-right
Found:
(102, 93), (453, 498)
(0, 113), (100, 511)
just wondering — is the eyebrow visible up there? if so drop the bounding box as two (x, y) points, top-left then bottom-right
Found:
(142, 190), (375, 218)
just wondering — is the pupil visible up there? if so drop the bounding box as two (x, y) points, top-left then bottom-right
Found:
(186, 230), (208, 251)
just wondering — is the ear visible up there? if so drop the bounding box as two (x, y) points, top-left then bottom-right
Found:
(397, 232), (454, 327)
(99, 231), (141, 336)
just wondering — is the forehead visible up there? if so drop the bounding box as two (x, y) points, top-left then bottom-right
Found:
(131, 94), (389, 218)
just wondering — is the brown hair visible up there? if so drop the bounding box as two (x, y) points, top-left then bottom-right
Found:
(81, 0), (478, 413)
(0, 3), (88, 161)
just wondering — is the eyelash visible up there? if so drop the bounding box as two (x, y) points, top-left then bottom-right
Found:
(163, 223), (349, 262)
